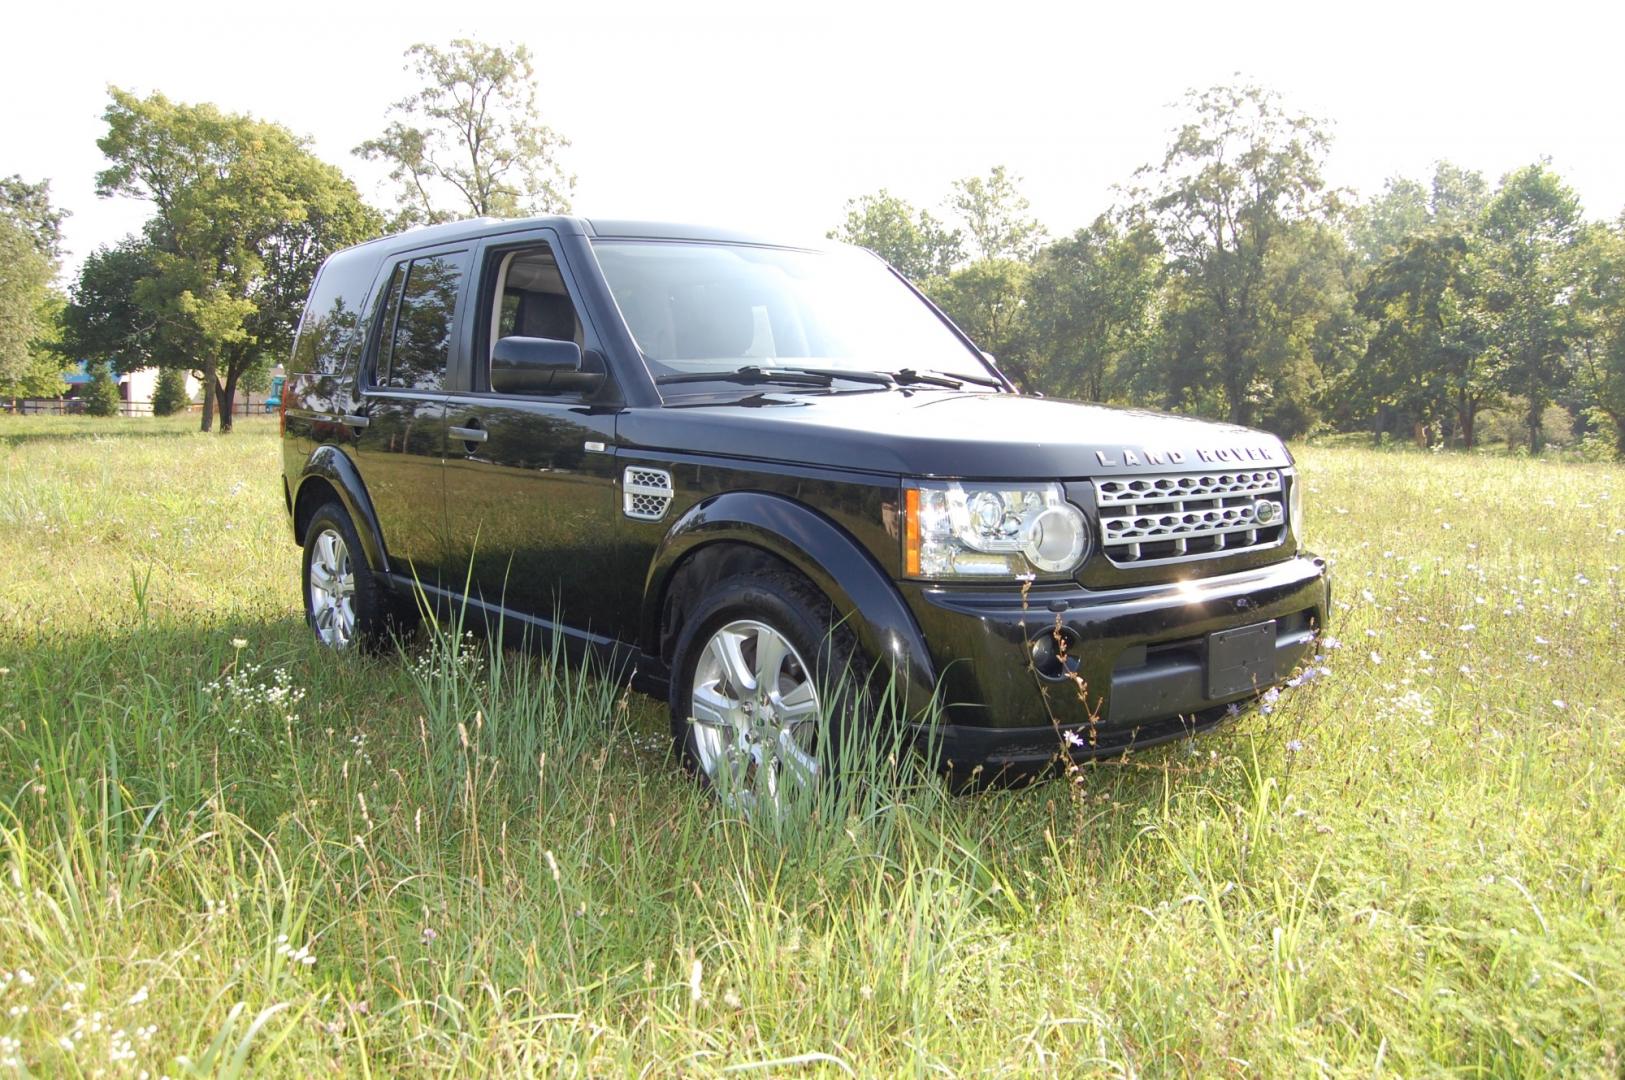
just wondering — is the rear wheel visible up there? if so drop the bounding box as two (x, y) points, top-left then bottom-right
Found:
(301, 503), (404, 653)
(669, 571), (869, 809)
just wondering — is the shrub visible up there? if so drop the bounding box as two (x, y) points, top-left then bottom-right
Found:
(81, 363), (121, 417)
(152, 368), (191, 416)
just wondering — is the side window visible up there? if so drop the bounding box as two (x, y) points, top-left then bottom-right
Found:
(485, 243), (585, 370)
(372, 252), (467, 392)
(291, 251), (381, 375)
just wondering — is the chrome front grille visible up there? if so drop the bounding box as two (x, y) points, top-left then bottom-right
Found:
(1096, 469), (1286, 565)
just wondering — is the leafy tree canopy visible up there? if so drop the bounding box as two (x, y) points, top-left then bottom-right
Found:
(0, 176), (70, 398)
(827, 190), (961, 282)
(92, 87), (382, 431)
(1131, 81), (1337, 427)
(950, 166), (1046, 262)
(356, 39), (573, 227)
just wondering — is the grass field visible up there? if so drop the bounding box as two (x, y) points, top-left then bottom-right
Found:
(0, 414), (1621, 1077)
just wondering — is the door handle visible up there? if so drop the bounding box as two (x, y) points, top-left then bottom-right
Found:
(449, 424), (488, 444)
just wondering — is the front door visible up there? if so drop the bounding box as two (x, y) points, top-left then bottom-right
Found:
(350, 248), (470, 592)
(441, 232), (630, 645)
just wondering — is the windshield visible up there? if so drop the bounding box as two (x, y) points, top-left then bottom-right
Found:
(590, 240), (992, 384)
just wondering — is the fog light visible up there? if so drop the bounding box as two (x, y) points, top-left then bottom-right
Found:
(1031, 625), (1082, 680)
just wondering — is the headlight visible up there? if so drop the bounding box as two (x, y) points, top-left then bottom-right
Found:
(1287, 467), (1304, 539)
(904, 480), (1089, 579)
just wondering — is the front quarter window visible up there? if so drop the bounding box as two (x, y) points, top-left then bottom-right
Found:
(590, 240), (990, 384)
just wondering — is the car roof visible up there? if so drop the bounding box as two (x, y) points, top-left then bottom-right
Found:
(341, 215), (835, 258)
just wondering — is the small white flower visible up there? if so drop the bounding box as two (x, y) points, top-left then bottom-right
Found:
(230, 638), (248, 649)
(1062, 730), (1085, 748)
(1370, 651), (1383, 665)
(1552, 699), (1567, 711)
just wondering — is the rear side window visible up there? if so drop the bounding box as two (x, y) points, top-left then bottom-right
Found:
(373, 252), (468, 391)
(291, 250), (380, 375)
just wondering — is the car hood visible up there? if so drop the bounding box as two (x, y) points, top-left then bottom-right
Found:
(619, 390), (1291, 478)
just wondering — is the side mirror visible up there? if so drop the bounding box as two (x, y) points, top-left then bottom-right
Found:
(490, 336), (603, 394)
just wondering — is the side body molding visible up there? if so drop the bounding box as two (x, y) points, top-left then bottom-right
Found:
(295, 445), (390, 573)
(643, 491), (938, 719)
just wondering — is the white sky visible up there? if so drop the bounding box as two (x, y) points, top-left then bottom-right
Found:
(7, 0), (1623, 279)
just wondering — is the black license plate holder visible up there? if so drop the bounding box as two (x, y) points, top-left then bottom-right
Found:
(1206, 620), (1278, 698)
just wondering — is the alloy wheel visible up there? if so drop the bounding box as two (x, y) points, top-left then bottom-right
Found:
(689, 619), (822, 809)
(308, 527), (357, 648)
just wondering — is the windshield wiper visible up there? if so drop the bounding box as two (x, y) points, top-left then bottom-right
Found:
(890, 368), (965, 389)
(912, 367), (1006, 389)
(657, 365), (834, 387)
(656, 365), (896, 388)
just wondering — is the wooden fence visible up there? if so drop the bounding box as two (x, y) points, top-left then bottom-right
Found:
(5, 398), (277, 417)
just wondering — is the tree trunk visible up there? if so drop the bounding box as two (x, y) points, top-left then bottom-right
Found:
(216, 364), (241, 434)
(199, 359), (217, 432)
(1614, 412), (1625, 462)
(1527, 399), (1543, 454)
(1459, 396), (1477, 449)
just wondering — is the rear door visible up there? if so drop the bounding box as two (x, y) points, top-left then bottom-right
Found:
(350, 247), (469, 591)
(441, 228), (631, 644)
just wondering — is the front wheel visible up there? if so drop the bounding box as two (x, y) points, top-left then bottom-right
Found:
(301, 503), (403, 653)
(669, 571), (869, 810)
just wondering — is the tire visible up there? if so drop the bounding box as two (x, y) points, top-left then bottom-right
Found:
(301, 502), (409, 654)
(668, 570), (871, 808)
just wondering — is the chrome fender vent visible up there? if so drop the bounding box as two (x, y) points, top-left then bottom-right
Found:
(623, 467), (674, 521)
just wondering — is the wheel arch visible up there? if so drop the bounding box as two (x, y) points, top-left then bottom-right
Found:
(291, 446), (389, 572)
(643, 492), (937, 718)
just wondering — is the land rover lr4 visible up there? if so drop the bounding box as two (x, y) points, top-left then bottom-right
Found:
(281, 217), (1329, 791)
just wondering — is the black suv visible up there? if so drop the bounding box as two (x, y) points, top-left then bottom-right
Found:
(281, 217), (1328, 791)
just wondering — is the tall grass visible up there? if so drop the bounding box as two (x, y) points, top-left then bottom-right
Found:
(0, 414), (1621, 1075)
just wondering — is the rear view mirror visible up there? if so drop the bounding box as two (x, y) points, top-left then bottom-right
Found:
(490, 336), (603, 394)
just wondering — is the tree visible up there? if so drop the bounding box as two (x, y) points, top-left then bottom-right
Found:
(1133, 83), (1336, 427)
(1573, 218), (1625, 457)
(62, 238), (162, 372)
(1350, 176), (1429, 264)
(94, 88), (382, 432)
(357, 39), (572, 227)
(924, 258), (1031, 378)
(1022, 216), (1162, 401)
(0, 216), (54, 395)
(828, 190), (962, 281)
(950, 166), (1045, 261)
(151, 367), (191, 416)
(1477, 164), (1587, 452)
(0, 174), (68, 261)
(0, 177), (68, 400)
(1353, 232), (1492, 446)
(81, 361), (121, 416)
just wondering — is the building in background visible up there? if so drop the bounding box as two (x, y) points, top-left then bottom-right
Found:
(21, 363), (202, 415)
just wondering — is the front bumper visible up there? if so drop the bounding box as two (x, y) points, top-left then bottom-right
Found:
(903, 554), (1329, 770)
